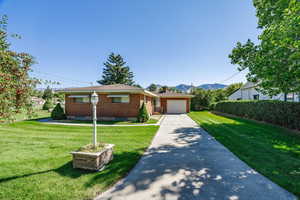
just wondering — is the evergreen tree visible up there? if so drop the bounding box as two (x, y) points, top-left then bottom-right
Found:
(51, 103), (66, 120)
(147, 84), (157, 92)
(42, 86), (53, 100)
(137, 102), (149, 123)
(97, 53), (134, 85)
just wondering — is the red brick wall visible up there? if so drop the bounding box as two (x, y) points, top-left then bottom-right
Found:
(144, 96), (153, 115)
(65, 93), (144, 118)
(160, 98), (190, 113)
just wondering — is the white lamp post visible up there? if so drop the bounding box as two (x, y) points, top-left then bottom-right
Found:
(91, 91), (99, 148)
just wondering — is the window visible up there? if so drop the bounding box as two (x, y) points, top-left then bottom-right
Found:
(74, 97), (90, 103)
(111, 97), (129, 103)
(253, 94), (259, 100)
(69, 95), (90, 103)
(108, 95), (130, 103)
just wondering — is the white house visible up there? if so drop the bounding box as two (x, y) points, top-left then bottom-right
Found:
(229, 82), (300, 102)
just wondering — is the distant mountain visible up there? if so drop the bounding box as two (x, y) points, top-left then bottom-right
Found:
(174, 83), (227, 92)
(198, 83), (227, 90)
(175, 84), (192, 92)
(146, 83), (227, 93)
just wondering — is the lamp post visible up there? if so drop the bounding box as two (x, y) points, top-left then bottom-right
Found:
(91, 91), (99, 148)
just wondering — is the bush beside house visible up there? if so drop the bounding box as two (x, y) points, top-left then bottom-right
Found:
(51, 103), (66, 120)
(213, 100), (300, 130)
(137, 102), (149, 123)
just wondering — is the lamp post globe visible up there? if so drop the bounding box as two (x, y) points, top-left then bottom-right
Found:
(91, 91), (99, 105)
(91, 91), (98, 147)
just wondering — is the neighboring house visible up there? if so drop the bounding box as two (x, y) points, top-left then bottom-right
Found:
(229, 82), (300, 102)
(31, 97), (45, 107)
(59, 84), (193, 120)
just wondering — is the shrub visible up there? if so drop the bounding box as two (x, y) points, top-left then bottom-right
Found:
(51, 103), (66, 120)
(214, 100), (300, 130)
(42, 99), (54, 110)
(137, 102), (149, 123)
(191, 89), (215, 110)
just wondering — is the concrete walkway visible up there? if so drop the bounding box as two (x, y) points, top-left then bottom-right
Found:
(96, 114), (296, 200)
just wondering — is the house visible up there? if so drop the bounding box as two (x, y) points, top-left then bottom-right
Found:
(59, 84), (193, 120)
(229, 82), (300, 102)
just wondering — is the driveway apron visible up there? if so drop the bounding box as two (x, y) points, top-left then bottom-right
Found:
(96, 114), (296, 200)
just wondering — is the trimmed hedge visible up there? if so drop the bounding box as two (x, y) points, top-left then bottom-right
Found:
(137, 102), (149, 123)
(214, 100), (300, 130)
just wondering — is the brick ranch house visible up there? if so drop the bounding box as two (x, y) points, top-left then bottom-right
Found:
(59, 84), (193, 120)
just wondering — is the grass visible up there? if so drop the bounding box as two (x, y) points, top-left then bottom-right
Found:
(14, 109), (50, 121)
(188, 111), (300, 198)
(0, 121), (159, 200)
(54, 118), (159, 125)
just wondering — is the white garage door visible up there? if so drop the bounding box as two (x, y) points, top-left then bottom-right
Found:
(167, 100), (187, 114)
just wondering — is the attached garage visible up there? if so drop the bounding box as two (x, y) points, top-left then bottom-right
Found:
(158, 93), (194, 114)
(167, 100), (187, 114)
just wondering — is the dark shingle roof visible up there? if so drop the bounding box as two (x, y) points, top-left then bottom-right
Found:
(61, 84), (143, 91)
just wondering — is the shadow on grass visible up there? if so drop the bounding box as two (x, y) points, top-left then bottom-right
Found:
(0, 150), (144, 191)
(0, 162), (92, 184)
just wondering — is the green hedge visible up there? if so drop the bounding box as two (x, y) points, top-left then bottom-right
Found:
(214, 100), (300, 130)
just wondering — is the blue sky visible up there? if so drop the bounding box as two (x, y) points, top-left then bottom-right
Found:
(0, 0), (259, 88)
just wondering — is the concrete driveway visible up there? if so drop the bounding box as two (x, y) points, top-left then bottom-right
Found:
(96, 114), (296, 200)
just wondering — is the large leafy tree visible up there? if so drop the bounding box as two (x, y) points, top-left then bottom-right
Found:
(191, 89), (215, 109)
(97, 53), (134, 85)
(0, 15), (37, 121)
(229, 0), (300, 97)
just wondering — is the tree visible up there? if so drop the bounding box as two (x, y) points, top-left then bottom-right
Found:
(147, 83), (157, 92)
(42, 86), (53, 100)
(97, 53), (134, 85)
(224, 82), (243, 97)
(229, 0), (300, 97)
(0, 15), (38, 121)
(42, 99), (54, 110)
(137, 102), (149, 122)
(213, 89), (227, 102)
(159, 86), (169, 93)
(51, 103), (66, 120)
(191, 89), (215, 110)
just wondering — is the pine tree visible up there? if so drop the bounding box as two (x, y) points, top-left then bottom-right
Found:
(42, 86), (53, 100)
(97, 53), (134, 85)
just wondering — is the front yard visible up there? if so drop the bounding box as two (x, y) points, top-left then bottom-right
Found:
(0, 121), (158, 200)
(188, 111), (300, 198)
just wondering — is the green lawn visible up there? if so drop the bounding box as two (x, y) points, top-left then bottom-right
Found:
(14, 109), (50, 121)
(188, 111), (300, 198)
(0, 121), (158, 200)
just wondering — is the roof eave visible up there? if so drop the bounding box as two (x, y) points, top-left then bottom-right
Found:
(57, 89), (158, 97)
